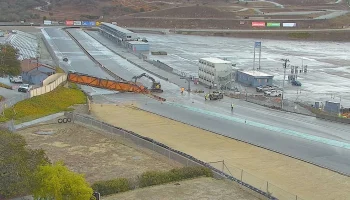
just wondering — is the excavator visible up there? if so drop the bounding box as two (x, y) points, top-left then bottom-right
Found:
(132, 73), (163, 93)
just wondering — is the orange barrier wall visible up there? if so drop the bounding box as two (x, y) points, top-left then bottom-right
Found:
(68, 73), (148, 93)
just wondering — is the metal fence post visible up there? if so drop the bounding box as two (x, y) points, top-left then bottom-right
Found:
(267, 181), (269, 194)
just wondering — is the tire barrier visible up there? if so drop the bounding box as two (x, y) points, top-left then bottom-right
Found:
(58, 118), (72, 123)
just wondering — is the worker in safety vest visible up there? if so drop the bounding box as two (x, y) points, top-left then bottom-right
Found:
(205, 93), (209, 101)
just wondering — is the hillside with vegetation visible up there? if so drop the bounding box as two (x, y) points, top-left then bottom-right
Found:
(0, 0), (44, 21)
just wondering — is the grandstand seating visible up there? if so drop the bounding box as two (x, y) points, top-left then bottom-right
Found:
(6, 30), (39, 60)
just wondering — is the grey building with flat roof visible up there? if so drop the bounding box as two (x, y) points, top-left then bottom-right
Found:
(236, 70), (274, 87)
(99, 22), (138, 41)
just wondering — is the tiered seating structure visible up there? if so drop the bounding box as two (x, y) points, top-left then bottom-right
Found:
(6, 30), (39, 60)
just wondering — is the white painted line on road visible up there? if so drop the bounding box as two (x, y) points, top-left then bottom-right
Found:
(167, 102), (350, 150)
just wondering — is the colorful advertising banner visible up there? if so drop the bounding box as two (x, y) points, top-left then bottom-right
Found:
(95, 21), (101, 26)
(89, 21), (96, 26)
(283, 23), (296, 27)
(267, 23), (281, 27)
(43, 20), (52, 25)
(65, 20), (74, 26)
(252, 22), (265, 27)
(73, 21), (82, 26)
(82, 21), (90, 26)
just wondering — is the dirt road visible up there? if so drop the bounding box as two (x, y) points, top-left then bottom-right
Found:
(91, 104), (350, 200)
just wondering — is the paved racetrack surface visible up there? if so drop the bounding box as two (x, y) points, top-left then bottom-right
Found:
(42, 27), (350, 175)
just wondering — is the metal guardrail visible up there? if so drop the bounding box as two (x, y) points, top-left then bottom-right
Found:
(65, 111), (278, 200)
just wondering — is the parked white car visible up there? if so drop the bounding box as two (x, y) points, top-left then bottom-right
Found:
(18, 84), (32, 93)
(265, 90), (282, 97)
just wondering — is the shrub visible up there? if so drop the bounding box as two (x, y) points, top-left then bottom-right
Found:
(91, 178), (131, 196)
(139, 166), (212, 187)
(0, 95), (3, 101)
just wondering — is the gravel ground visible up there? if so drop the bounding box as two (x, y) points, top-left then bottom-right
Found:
(17, 122), (180, 183)
(91, 104), (350, 200)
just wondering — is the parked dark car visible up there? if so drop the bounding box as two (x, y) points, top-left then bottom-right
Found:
(291, 80), (302, 86)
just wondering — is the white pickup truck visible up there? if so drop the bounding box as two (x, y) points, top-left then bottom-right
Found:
(9, 75), (23, 83)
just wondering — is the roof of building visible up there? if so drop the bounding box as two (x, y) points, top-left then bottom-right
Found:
(101, 22), (134, 34)
(127, 41), (149, 45)
(240, 70), (273, 77)
(199, 57), (231, 64)
(21, 59), (55, 72)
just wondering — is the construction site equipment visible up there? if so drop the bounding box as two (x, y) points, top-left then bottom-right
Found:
(132, 73), (163, 93)
(206, 91), (224, 100)
(67, 72), (148, 93)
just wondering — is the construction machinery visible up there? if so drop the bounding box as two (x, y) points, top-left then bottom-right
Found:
(132, 73), (163, 93)
(206, 91), (224, 100)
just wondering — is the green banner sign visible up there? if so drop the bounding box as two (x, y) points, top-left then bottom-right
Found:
(267, 23), (281, 27)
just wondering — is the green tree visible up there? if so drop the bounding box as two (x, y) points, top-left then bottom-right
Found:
(33, 162), (93, 200)
(0, 128), (49, 198)
(43, 15), (47, 20)
(0, 44), (21, 76)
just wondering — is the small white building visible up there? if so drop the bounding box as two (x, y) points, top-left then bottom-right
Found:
(198, 57), (232, 87)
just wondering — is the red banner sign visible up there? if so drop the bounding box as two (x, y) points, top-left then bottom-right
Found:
(252, 22), (265, 27)
(65, 20), (74, 26)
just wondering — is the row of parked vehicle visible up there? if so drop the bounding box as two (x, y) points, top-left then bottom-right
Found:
(8, 75), (32, 93)
(256, 85), (282, 97)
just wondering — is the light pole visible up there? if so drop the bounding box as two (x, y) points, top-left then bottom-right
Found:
(281, 58), (289, 110)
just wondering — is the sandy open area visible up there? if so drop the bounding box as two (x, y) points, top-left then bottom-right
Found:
(104, 177), (260, 200)
(91, 103), (350, 200)
(17, 122), (180, 183)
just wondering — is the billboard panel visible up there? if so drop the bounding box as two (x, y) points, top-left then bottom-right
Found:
(267, 23), (280, 27)
(95, 21), (101, 26)
(89, 21), (96, 26)
(73, 21), (82, 25)
(51, 21), (59, 25)
(82, 21), (90, 26)
(66, 20), (74, 26)
(239, 21), (245, 25)
(283, 23), (296, 27)
(252, 22), (265, 27)
(43, 20), (52, 25)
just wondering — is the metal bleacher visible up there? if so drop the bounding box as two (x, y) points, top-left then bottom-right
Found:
(6, 30), (39, 60)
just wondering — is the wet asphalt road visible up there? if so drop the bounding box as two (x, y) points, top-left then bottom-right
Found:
(42, 27), (350, 175)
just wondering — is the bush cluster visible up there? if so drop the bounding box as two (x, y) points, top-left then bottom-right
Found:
(3, 86), (86, 122)
(139, 166), (212, 188)
(91, 178), (131, 196)
(91, 167), (212, 196)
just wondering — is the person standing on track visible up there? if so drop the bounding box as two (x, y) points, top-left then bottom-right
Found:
(231, 102), (234, 111)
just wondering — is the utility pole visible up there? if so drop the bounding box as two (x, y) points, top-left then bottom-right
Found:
(180, 76), (191, 92)
(281, 58), (290, 110)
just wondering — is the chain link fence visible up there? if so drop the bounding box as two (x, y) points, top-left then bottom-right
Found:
(67, 112), (309, 200)
(225, 92), (315, 116)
